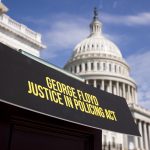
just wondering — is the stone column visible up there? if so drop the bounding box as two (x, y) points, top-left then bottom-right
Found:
(148, 125), (150, 150)
(143, 123), (149, 150)
(94, 61), (97, 71)
(93, 80), (97, 88)
(112, 63), (114, 73)
(120, 84), (123, 97)
(139, 121), (144, 150)
(87, 61), (91, 71)
(116, 81), (119, 96)
(77, 65), (79, 73)
(107, 62), (109, 72)
(85, 80), (89, 84)
(134, 120), (139, 149)
(71, 66), (74, 73)
(127, 85), (130, 103)
(123, 83), (126, 99)
(131, 87), (134, 103)
(101, 80), (104, 90)
(114, 85), (117, 95)
(109, 80), (112, 93)
(100, 62), (102, 71)
(82, 63), (85, 72)
(134, 89), (138, 104)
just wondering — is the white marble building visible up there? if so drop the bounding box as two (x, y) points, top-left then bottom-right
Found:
(64, 8), (150, 150)
(0, 1), (45, 57)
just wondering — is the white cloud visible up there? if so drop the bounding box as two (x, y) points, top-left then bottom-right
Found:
(126, 50), (150, 109)
(102, 12), (150, 26)
(104, 33), (130, 46)
(40, 14), (89, 60)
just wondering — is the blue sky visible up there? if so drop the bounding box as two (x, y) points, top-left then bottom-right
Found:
(4, 0), (150, 109)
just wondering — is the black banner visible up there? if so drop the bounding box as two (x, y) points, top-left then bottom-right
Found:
(0, 43), (140, 136)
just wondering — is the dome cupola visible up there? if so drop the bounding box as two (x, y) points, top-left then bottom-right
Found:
(68, 8), (122, 61)
(89, 7), (102, 36)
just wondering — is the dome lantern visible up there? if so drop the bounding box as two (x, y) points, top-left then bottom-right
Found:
(90, 7), (102, 36)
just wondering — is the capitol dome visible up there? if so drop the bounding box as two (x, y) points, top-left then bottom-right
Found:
(64, 8), (137, 105)
(72, 12), (122, 59)
(70, 8), (122, 62)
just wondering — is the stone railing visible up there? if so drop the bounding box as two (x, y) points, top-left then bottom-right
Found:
(0, 14), (41, 43)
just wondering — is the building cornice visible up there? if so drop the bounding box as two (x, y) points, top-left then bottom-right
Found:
(79, 73), (136, 87)
(67, 53), (129, 69)
(0, 14), (46, 49)
(129, 103), (150, 118)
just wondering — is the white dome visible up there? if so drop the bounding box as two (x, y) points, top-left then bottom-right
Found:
(73, 34), (122, 58)
(71, 10), (122, 59)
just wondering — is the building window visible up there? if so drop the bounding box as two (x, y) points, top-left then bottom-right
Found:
(97, 62), (100, 70)
(91, 62), (94, 70)
(114, 65), (117, 72)
(112, 85), (115, 94)
(109, 64), (111, 72)
(87, 45), (89, 50)
(80, 47), (81, 51)
(103, 63), (106, 71)
(85, 63), (88, 71)
(74, 66), (77, 73)
(119, 66), (121, 73)
(79, 64), (82, 72)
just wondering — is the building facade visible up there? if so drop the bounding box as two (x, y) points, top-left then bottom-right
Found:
(0, 1), (45, 57)
(64, 8), (150, 150)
